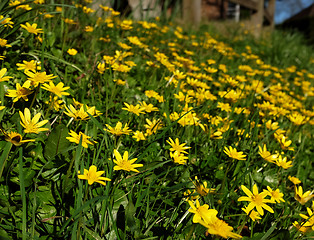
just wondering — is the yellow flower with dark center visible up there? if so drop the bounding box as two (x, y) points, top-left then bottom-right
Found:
(25, 70), (57, 86)
(20, 22), (43, 35)
(3, 131), (35, 146)
(167, 137), (190, 154)
(295, 186), (314, 205)
(19, 108), (49, 134)
(104, 121), (131, 136)
(66, 130), (94, 148)
(238, 184), (274, 216)
(263, 186), (285, 203)
(224, 146), (246, 161)
(0, 68), (12, 82)
(78, 165), (111, 186)
(41, 82), (70, 97)
(113, 149), (143, 173)
(6, 82), (33, 102)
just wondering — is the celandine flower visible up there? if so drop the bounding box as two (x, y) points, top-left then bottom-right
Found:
(66, 131), (94, 148)
(41, 81), (70, 97)
(20, 22), (43, 35)
(188, 200), (242, 239)
(6, 82), (33, 102)
(238, 184), (274, 216)
(78, 165), (111, 186)
(0, 68), (12, 82)
(104, 121), (132, 136)
(295, 186), (314, 205)
(224, 146), (246, 161)
(67, 48), (77, 56)
(113, 149), (143, 173)
(19, 108), (48, 134)
(25, 70), (56, 86)
(263, 186), (285, 203)
(132, 131), (146, 141)
(258, 144), (277, 163)
(122, 102), (145, 116)
(3, 131), (35, 146)
(167, 137), (191, 154)
(288, 176), (301, 185)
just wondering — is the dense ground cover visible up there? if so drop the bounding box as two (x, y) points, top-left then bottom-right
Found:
(0, 0), (313, 239)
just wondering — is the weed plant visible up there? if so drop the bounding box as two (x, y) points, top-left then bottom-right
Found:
(0, 0), (313, 239)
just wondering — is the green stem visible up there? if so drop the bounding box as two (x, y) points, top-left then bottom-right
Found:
(0, 142), (13, 181)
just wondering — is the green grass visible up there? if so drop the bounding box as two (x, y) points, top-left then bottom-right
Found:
(0, 1), (313, 239)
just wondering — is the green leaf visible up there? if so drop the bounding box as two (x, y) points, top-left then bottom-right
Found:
(44, 124), (71, 161)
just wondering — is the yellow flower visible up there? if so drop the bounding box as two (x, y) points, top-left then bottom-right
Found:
(84, 26), (94, 32)
(78, 165), (111, 186)
(275, 154), (293, 169)
(242, 206), (261, 222)
(139, 101), (158, 113)
(263, 186), (285, 203)
(20, 22), (43, 35)
(188, 199), (217, 225)
(132, 131), (146, 141)
(0, 15), (14, 28)
(238, 184), (274, 216)
(224, 146), (246, 161)
(97, 62), (106, 74)
(41, 81), (70, 97)
(113, 149), (143, 173)
(295, 186), (314, 205)
(64, 104), (101, 121)
(299, 207), (314, 231)
(2, 131), (35, 146)
(16, 60), (41, 72)
(104, 122), (132, 136)
(258, 144), (277, 163)
(19, 108), (49, 134)
(188, 200), (241, 239)
(25, 70), (57, 86)
(0, 68), (12, 82)
(192, 176), (213, 197)
(144, 118), (163, 136)
(0, 101), (4, 110)
(6, 82), (33, 102)
(288, 112), (309, 125)
(206, 218), (242, 239)
(217, 102), (231, 112)
(278, 135), (294, 151)
(0, 38), (12, 48)
(122, 102), (145, 116)
(66, 130), (94, 148)
(170, 151), (188, 165)
(67, 48), (78, 56)
(293, 221), (311, 234)
(167, 137), (190, 154)
(288, 176), (301, 185)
